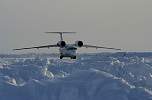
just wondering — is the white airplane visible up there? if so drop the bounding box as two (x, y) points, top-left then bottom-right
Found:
(14, 32), (121, 59)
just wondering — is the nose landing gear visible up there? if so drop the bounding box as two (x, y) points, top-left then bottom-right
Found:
(60, 56), (63, 59)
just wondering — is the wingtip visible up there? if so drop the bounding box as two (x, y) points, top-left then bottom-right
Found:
(13, 49), (18, 51)
(13, 49), (22, 51)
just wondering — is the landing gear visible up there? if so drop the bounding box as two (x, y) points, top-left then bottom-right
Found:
(60, 56), (63, 59)
(71, 56), (76, 59)
(60, 55), (76, 59)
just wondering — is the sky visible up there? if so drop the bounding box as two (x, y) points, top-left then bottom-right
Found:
(0, 0), (152, 53)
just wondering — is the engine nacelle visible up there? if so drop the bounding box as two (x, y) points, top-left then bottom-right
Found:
(57, 41), (66, 47)
(75, 41), (83, 47)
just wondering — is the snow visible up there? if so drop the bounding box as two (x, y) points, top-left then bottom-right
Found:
(0, 52), (152, 100)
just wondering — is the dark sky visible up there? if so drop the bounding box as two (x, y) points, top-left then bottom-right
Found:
(0, 0), (152, 53)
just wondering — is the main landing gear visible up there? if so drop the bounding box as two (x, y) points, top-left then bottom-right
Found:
(71, 56), (76, 59)
(60, 56), (76, 59)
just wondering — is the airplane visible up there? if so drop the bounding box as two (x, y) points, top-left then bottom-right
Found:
(13, 32), (121, 59)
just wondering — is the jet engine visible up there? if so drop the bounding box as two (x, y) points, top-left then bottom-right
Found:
(57, 41), (66, 47)
(75, 41), (83, 47)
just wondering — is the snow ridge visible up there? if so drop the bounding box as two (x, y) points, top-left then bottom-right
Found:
(0, 53), (152, 100)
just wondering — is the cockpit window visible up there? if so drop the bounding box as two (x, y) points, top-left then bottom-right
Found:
(67, 47), (77, 50)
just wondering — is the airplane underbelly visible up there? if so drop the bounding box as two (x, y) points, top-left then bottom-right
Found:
(60, 49), (76, 57)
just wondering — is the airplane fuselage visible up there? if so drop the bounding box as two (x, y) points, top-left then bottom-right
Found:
(59, 45), (77, 59)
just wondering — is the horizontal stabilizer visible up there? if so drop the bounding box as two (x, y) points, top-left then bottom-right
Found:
(45, 32), (76, 34)
(45, 32), (76, 41)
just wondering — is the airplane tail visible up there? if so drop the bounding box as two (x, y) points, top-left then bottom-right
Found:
(45, 32), (76, 41)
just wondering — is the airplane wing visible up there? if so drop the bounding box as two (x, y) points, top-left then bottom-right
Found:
(13, 44), (58, 50)
(83, 45), (121, 50)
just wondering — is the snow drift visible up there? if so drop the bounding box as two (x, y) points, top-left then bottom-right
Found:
(0, 52), (152, 100)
